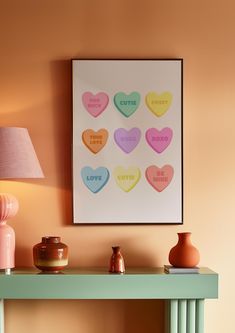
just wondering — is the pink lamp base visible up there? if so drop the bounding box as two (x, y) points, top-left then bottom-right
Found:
(0, 193), (18, 272)
(0, 222), (15, 270)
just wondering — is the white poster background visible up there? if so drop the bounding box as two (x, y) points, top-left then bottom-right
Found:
(72, 60), (182, 224)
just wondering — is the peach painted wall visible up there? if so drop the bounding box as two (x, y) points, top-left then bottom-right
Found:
(0, 0), (234, 332)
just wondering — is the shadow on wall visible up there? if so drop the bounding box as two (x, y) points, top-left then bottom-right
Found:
(123, 300), (164, 333)
(49, 59), (72, 191)
(15, 245), (32, 267)
(6, 299), (165, 333)
(50, 59), (73, 225)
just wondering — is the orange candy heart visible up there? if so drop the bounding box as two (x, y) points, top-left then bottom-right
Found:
(82, 129), (108, 154)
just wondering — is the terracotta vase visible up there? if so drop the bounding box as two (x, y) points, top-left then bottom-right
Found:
(33, 236), (68, 273)
(109, 246), (125, 274)
(168, 232), (200, 268)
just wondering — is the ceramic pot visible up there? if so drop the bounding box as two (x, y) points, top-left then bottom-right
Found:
(109, 246), (125, 273)
(168, 232), (200, 268)
(33, 236), (68, 273)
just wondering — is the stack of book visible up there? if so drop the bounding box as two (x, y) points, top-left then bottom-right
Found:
(164, 265), (199, 274)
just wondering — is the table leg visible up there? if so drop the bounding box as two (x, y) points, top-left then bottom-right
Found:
(196, 299), (204, 333)
(170, 300), (178, 333)
(167, 299), (204, 333)
(187, 299), (196, 332)
(0, 299), (4, 333)
(178, 300), (187, 333)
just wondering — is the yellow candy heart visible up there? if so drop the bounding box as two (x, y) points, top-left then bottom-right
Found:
(145, 92), (173, 117)
(113, 166), (141, 192)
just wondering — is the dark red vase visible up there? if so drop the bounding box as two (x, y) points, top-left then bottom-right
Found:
(33, 236), (68, 273)
(109, 246), (125, 274)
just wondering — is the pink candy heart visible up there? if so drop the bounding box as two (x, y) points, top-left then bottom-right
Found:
(145, 165), (174, 192)
(145, 128), (173, 153)
(82, 92), (109, 117)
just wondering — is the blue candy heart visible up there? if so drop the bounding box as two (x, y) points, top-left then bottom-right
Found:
(81, 167), (110, 193)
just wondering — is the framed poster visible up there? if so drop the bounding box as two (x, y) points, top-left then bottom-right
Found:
(72, 59), (183, 224)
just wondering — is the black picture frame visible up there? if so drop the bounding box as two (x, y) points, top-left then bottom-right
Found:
(72, 59), (183, 225)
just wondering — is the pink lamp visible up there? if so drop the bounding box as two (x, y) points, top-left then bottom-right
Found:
(0, 127), (44, 274)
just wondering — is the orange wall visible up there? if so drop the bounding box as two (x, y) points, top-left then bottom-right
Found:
(0, 1), (234, 332)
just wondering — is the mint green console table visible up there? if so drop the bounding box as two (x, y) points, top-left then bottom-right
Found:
(0, 267), (218, 333)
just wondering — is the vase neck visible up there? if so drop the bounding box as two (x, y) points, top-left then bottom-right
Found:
(177, 232), (192, 245)
(42, 236), (60, 244)
(112, 246), (121, 254)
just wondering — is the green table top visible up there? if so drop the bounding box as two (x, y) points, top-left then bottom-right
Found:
(0, 267), (218, 300)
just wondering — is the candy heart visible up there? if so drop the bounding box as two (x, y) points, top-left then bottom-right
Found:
(145, 165), (174, 192)
(82, 92), (109, 117)
(145, 92), (172, 117)
(82, 129), (108, 154)
(114, 128), (141, 153)
(113, 166), (141, 192)
(81, 167), (109, 193)
(145, 127), (173, 153)
(114, 92), (140, 117)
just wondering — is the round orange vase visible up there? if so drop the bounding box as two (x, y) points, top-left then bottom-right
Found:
(168, 232), (200, 268)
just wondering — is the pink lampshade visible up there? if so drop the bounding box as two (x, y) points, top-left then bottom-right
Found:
(0, 127), (44, 179)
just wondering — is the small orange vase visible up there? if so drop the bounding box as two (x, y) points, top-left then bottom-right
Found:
(168, 232), (200, 268)
(109, 246), (125, 274)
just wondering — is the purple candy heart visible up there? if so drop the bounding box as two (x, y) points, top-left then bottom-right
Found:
(114, 128), (141, 153)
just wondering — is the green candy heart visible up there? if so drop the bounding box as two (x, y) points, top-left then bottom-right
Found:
(114, 92), (140, 117)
